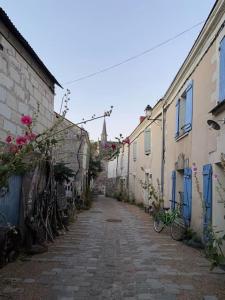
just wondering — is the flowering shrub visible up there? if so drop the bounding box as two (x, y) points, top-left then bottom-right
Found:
(0, 115), (38, 187)
(101, 134), (130, 160)
(0, 91), (71, 188)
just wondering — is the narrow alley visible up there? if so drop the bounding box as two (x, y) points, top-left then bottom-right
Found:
(0, 196), (224, 300)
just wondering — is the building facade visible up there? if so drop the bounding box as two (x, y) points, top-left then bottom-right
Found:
(0, 8), (60, 141)
(54, 114), (90, 196)
(163, 0), (225, 239)
(106, 0), (225, 242)
(106, 142), (129, 197)
(128, 101), (163, 206)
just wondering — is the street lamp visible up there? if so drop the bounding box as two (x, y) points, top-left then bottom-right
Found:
(144, 105), (161, 121)
(145, 105), (153, 119)
(207, 118), (225, 130)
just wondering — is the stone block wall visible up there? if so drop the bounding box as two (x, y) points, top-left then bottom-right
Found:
(53, 116), (90, 194)
(0, 33), (54, 141)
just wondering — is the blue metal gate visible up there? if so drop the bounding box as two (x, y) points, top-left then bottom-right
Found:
(0, 176), (22, 225)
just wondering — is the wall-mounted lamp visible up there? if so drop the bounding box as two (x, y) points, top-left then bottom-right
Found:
(207, 118), (225, 130)
(144, 105), (162, 121)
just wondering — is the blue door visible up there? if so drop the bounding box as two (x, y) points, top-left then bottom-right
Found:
(171, 171), (176, 210)
(203, 164), (213, 240)
(183, 168), (192, 225)
(0, 176), (22, 225)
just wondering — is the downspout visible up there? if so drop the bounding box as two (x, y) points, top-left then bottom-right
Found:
(160, 102), (166, 199)
(127, 144), (130, 195)
(115, 155), (119, 187)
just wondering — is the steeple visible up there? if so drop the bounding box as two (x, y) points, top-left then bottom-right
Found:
(101, 118), (107, 144)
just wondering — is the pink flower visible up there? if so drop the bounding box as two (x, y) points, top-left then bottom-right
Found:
(21, 115), (32, 126)
(16, 136), (27, 145)
(112, 144), (116, 150)
(25, 132), (36, 141)
(123, 137), (130, 144)
(5, 135), (13, 143)
(214, 174), (218, 180)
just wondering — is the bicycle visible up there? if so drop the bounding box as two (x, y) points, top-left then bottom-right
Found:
(153, 200), (187, 241)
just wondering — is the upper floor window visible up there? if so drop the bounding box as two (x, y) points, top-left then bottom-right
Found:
(133, 141), (137, 161)
(144, 128), (151, 155)
(175, 81), (193, 139)
(219, 36), (225, 102)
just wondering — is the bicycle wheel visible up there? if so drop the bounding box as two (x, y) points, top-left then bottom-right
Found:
(170, 218), (186, 241)
(153, 214), (165, 233)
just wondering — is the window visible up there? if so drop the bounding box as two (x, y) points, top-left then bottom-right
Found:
(144, 128), (151, 155)
(219, 36), (225, 102)
(133, 141), (137, 161)
(175, 81), (193, 138)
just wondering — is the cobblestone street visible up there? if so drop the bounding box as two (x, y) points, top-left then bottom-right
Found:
(0, 196), (225, 300)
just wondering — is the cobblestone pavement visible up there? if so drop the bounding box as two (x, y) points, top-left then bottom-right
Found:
(0, 196), (225, 300)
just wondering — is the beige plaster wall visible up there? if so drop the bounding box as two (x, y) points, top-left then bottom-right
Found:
(164, 19), (225, 236)
(129, 103), (162, 204)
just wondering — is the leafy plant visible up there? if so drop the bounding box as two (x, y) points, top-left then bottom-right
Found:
(0, 90), (71, 188)
(204, 226), (225, 270)
(192, 162), (225, 269)
(54, 163), (75, 183)
(139, 171), (164, 213)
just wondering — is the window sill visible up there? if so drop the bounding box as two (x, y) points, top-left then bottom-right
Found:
(175, 131), (189, 142)
(209, 99), (225, 116)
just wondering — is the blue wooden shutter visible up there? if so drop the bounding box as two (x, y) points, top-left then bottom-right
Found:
(171, 171), (176, 210)
(202, 164), (212, 240)
(184, 81), (193, 132)
(175, 99), (180, 138)
(144, 128), (151, 154)
(183, 168), (192, 225)
(219, 36), (225, 102)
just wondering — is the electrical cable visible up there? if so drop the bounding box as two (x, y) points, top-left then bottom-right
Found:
(64, 21), (204, 85)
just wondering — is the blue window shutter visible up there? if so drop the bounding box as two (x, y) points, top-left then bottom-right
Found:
(202, 164), (212, 240)
(219, 36), (225, 102)
(183, 168), (192, 225)
(144, 128), (151, 154)
(184, 81), (193, 132)
(175, 99), (180, 138)
(171, 171), (176, 210)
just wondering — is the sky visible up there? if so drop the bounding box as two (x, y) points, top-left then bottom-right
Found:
(1, 0), (216, 141)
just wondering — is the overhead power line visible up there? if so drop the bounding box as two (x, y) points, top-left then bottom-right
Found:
(64, 20), (204, 85)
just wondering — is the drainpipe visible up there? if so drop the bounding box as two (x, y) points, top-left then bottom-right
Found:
(160, 102), (166, 199)
(115, 155), (119, 189)
(127, 144), (130, 195)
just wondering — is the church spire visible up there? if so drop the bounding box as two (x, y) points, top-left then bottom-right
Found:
(101, 118), (107, 144)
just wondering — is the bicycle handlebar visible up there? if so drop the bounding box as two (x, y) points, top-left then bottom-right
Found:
(169, 200), (186, 206)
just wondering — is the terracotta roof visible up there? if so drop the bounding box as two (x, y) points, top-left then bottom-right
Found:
(0, 7), (62, 88)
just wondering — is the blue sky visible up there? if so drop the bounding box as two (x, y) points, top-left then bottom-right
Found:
(1, 0), (215, 141)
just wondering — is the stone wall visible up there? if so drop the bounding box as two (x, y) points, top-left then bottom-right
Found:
(53, 116), (90, 194)
(0, 33), (54, 141)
